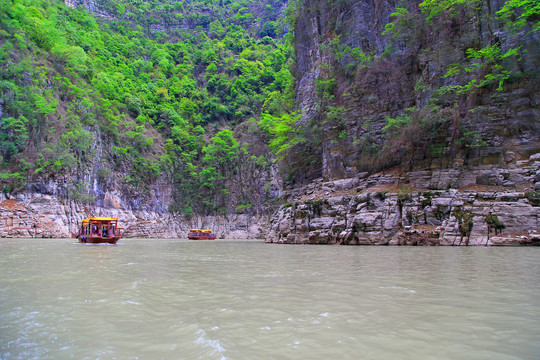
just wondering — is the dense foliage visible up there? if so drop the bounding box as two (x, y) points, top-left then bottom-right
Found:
(0, 0), (294, 215)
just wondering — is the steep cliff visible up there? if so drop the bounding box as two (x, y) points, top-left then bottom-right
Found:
(266, 0), (540, 245)
(0, 190), (268, 239)
(293, 0), (539, 179)
(2, 0), (538, 244)
(0, 0), (288, 238)
(65, 0), (289, 37)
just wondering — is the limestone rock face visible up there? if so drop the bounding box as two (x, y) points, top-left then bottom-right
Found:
(0, 193), (268, 240)
(262, 0), (540, 245)
(265, 153), (540, 245)
(0, 199), (66, 238)
(293, 0), (540, 180)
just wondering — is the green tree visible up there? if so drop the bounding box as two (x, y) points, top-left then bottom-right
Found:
(203, 129), (240, 173)
(0, 116), (28, 160)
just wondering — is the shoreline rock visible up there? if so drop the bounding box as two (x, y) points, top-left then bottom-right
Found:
(3, 154), (539, 245)
(0, 195), (268, 240)
(265, 154), (540, 246)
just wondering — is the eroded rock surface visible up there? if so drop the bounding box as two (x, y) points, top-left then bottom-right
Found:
(266, 153), (540, 245)
(0, 194), (268, 239)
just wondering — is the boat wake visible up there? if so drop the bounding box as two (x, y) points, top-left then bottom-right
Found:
(195, 329), (227, 359)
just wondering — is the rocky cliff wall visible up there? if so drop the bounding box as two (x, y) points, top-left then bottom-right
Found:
(1, 155), (270, 239)
(6, 0), (537, 245)
(266, 153), (540, 245)
(294, 0), (539, 180)
(269, 0), (540, 245)
(64, 0), (289, 34)
(0, 190), (268, 239)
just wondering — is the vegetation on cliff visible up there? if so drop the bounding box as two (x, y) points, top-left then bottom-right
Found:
(274, 0), (539, 181)
(378, 0), (538, 169)
(0, 0), (292, 215)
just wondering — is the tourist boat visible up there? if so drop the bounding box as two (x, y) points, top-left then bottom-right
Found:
(76, 217), (122, 244)
(188, 229), (216, 240)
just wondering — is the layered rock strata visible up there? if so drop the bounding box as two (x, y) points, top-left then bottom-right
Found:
(0, 192), (267, 239)
(294, 0), (540, 181)
(265, 153), (540, 245)
(263, 0), (540, 245)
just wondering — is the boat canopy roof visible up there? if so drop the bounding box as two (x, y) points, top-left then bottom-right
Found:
(189, 228), (212, 232)
(82, 217), (119, 224)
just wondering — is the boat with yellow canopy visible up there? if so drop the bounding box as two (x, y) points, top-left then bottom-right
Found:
(188, 228), (216, 240)
(75, 217), (122, 244)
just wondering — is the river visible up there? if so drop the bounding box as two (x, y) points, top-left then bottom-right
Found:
(1, 239), (539, 359)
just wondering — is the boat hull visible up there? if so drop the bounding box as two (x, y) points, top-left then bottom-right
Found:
(188, 235), (216, 240)
(188, 228), (216, 240)
(79, 236), (120, 244)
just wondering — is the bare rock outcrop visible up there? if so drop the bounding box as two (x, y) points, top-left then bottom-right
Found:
(0, 193), (268, 240)
(0, 199), (66, 238)
(266, 153), (540, 246)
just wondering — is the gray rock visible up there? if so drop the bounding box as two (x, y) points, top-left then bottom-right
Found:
(309, 217), (335, 230)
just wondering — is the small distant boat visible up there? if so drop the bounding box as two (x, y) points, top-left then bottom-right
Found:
(76, 217), (122, 244)
(188, 229), (216, 240)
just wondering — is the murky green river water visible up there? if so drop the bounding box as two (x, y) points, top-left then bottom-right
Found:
(1, 238), (539, 359)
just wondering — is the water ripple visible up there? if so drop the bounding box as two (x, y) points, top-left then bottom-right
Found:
(1, 239), (540, 359)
